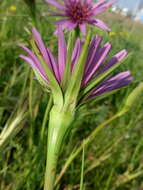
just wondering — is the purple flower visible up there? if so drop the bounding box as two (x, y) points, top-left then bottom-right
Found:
(45, 0), (117, 34)
(19, 28), (133, 103)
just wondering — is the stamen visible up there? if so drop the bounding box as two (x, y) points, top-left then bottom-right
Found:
(67, 2), (90, 24)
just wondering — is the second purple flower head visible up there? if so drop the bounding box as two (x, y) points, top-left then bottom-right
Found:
(45, 0), (117, 34)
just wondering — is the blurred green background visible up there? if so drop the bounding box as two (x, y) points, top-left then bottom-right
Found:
(0, 0), (143, 190)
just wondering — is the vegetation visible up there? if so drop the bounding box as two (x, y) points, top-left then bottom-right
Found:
(0, 0), (143, 189)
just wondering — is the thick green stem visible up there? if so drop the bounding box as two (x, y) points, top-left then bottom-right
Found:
(44, 145), (58, 190)
(44, 106), (74, 190)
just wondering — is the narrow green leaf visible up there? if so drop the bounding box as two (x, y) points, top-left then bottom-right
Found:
(80, 141), (85, 190)
(64, 31), (91, 110)
(62, 30), (76, 90)
(33, 68), (50, 90)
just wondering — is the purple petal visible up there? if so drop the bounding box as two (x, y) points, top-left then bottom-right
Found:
(55, 19), (77, 32)
(103, 0), (118, 8)
(20, 55), (48, 82)
(79, 24), (86, 35)
(18, 43), (48, 80)
(89, 71), (133, 98)
(92, 0), (117, 14)
(63, 0), (72, 6)
(89, 18), (111, 31)
(98, 71), (132, 89)
(20, 55), (36, 69)
(32, 28), (53, 71)
(85, 35), (102, 74)
(45, 0), (66, 10)
(83, 42), (112, 85)
(85, 0), (93, 4)
(92, 0), (106, 9)
(91, 0), (108, 15)
(98, 50), (128, 75)
(46, 48), (60, 82)
(58, 27), (67, 80)
(91, 6), (108, 15)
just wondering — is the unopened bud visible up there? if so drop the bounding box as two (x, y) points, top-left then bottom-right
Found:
(124, 83), (143, 109)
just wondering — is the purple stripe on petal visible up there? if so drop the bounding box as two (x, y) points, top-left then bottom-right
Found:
(58, 27), (67, 80)
(32, 28), (53, 70)
(45, 0), (66, 10)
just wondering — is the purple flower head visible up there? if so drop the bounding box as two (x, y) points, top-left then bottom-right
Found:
(19, 28), (133, 105)
(45, 0), (117, 34)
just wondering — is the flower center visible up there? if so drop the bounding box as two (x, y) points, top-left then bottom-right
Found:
(67, 3), (90, 24)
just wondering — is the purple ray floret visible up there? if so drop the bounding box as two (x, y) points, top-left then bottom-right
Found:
(89, 72), (133, 100)
(45, 0), (117, 34)
(19, 28), (133, 103)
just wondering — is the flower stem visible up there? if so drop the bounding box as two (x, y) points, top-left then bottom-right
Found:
(55, 109), (128, 185)
(44, 106), (74, 190)
(44, 145), (58, 190)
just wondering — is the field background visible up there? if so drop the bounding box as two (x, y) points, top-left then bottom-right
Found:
(1, 0), (143, 190)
